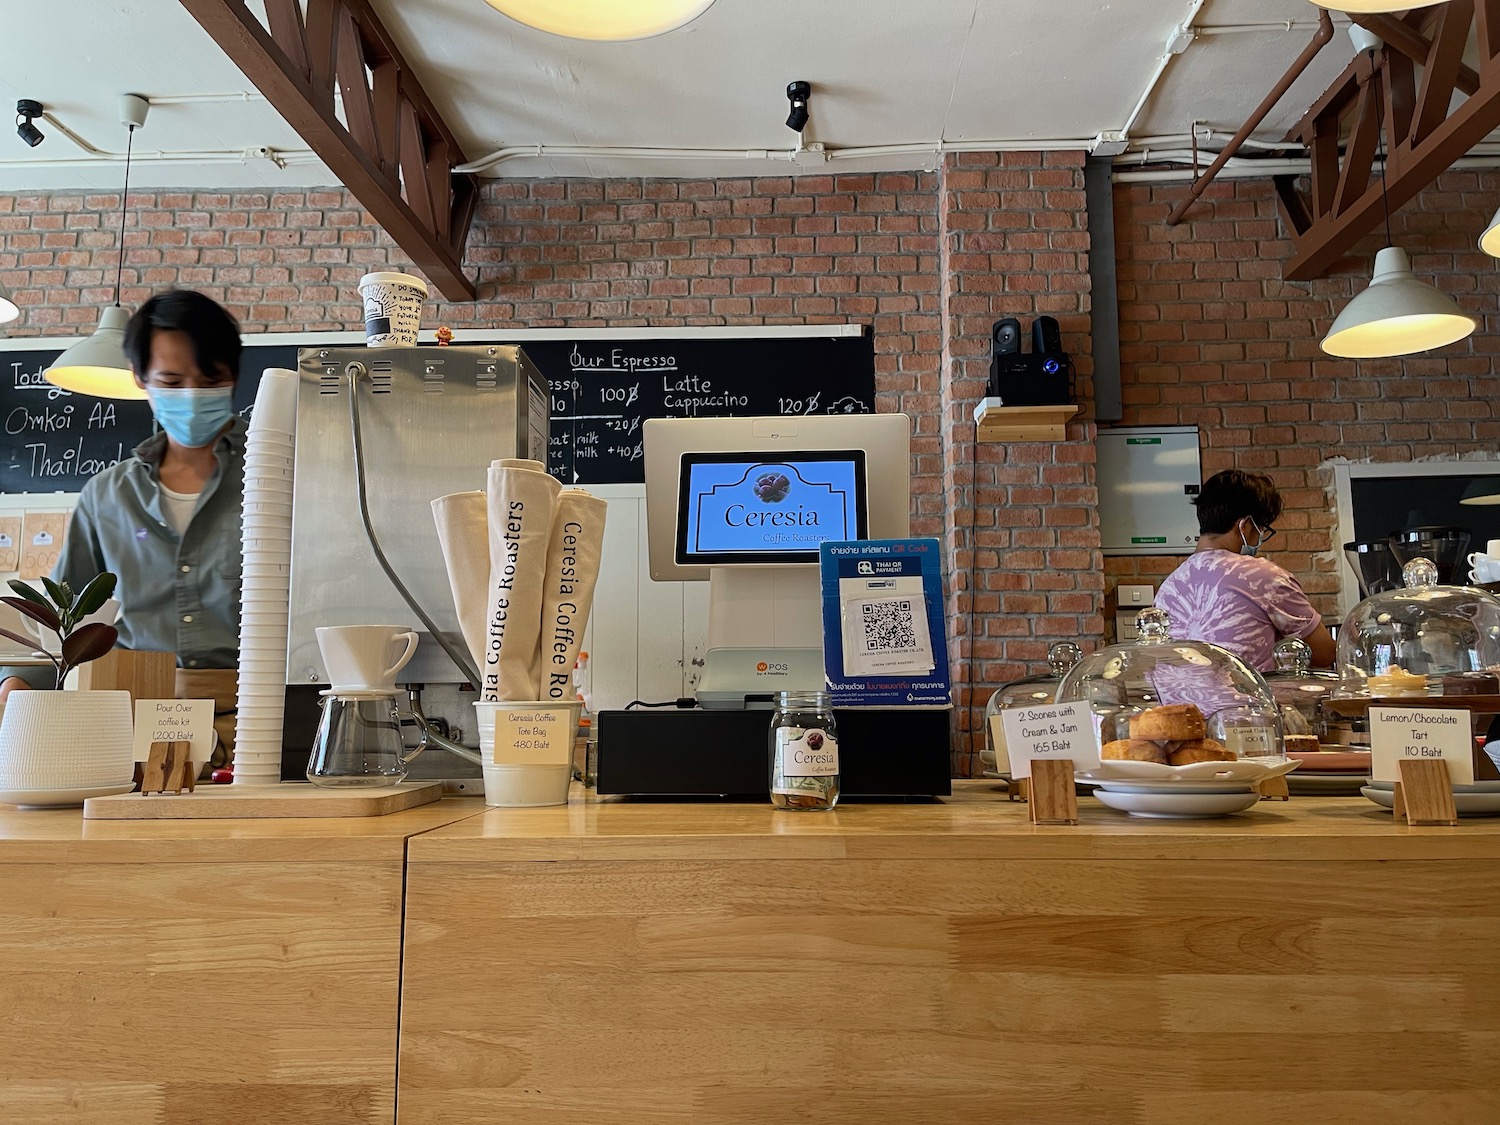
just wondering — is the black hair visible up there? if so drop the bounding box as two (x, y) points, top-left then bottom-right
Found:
(1193, 469), (1283, 535)
(124, 289), (242, 383)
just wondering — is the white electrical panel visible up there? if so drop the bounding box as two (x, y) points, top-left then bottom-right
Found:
(1098, 426), (1201, 556)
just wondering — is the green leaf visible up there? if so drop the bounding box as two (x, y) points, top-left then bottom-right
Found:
(7, 580), (50, 610)
(60, 622), (117, 669)
(41, 577), (73, 612)
(73, 573), (117, 619)
(1, 596), (59, 634)
(0, 626), (49, 655)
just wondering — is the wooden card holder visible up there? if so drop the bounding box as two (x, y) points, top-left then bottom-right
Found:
(1257, 775), (1290, 801)
(141, 740), (195, 796)
(1027, 759), (1078, 825)
(1007, 777), (1028, 803)
(1391, 758), (1459, 826)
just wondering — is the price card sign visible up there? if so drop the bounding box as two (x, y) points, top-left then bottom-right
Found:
(998, 700), (1098, 779)
(132, 699), (215, 764)
(491, 705), (573, 766)
(1370, 705), (1475, 786)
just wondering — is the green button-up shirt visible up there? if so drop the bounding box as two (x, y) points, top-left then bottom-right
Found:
(3, 420), (245, 687)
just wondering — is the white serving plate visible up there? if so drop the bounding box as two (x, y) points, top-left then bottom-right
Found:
(1095, 781), (1258, 796)
(1094, 789), (1262, 819)
(1078, 756), (1299, 787)
(1360, 786), (1500, 817)
(0, 783), (135, 808)
(1287, 772), (1369, 796)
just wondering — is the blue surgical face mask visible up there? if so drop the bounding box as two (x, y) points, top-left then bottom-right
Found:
(146, 386), (236, 448)
(1239, 518), (1264, 558)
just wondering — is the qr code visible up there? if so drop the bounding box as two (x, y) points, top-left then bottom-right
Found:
(859, 599), (916, 653)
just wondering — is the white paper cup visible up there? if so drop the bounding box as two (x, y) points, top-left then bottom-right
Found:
(358, 271), (427, 347)
(474, 700), (581, 807)
(249, 369), (300, 434)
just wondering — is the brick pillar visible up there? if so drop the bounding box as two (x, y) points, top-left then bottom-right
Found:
(938, 151), (1104, 776)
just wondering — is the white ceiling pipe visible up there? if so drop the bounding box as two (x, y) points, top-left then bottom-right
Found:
(1113, 154), (1500, 182)
(1195, 20), (1349, 35)
(1120, 0), (1209, 138)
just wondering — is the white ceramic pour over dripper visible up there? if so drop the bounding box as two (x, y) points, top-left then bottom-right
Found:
(314, 625), (419, 694)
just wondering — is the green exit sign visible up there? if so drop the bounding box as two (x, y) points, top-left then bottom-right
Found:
(1125, 437), (1162, 445)
(1130, 536), (1168, 544)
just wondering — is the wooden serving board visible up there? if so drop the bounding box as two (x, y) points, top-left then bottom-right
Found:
(82, 780), (444, 820)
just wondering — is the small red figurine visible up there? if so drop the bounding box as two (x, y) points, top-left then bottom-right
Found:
(434, 325), (453, 347)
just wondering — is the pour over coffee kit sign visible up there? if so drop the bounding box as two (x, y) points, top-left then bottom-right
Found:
(132, 699), (215, 764)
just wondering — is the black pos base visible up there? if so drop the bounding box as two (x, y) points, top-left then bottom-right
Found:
(595, 707), (952, 800)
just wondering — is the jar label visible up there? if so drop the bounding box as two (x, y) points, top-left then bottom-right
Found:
(775, 726), (839, 777)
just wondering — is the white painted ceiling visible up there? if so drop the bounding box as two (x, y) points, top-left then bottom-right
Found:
(0, 0), (1381, 191)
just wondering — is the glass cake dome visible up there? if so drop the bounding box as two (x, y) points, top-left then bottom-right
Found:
(1054, 607), (1285, 760)
(1336, 557), (1500, 698)
(981, 641), (1083, 777)
(1264, 637), (1339, 741)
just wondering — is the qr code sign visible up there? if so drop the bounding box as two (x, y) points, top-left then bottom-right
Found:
(859, 599), (916, 653)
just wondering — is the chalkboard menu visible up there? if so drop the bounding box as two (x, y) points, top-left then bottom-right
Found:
(0, 332), (873, 493)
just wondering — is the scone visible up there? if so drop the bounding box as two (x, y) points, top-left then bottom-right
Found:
(1101, 738), (1170, 765)
(1129, 703), (1207, 742)
(1168, 738), (1236, 765)
(1284, 734), (1320, 754)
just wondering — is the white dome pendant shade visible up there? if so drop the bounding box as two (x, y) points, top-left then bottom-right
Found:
(43, 306), (146, 399)
(481, 0), (715, 40)
(1481, 204), (1500, 256)
(1320, 247), (1476, 358)
(0, 281), (18, 325)
(1309, 0), (1447, 11)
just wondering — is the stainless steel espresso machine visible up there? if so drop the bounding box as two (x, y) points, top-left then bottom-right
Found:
(279, 345), (550, 787)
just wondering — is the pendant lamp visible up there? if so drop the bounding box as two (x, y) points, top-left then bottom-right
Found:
(481, 0), (715, 40)
(44, 95), (149, 400)
(1460, 478), (1500, 506)
(0, 281), (18, 325)
(1480, 205), (1500, 257)
(1320, 36), (1476, 359)
(1309, 0), (1446, 9)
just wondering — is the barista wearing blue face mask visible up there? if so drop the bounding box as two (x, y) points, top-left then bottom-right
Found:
(0, 290), (246, 762)
(1153, 469), (1336, 672)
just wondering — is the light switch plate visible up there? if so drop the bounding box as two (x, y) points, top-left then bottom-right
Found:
(1118, 583), (1155, 607)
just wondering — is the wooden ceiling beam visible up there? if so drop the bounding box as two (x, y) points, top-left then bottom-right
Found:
(1278, 0), (1500, 281)
(178, 0), (478, 301)
(1349, 12), (1481, 97)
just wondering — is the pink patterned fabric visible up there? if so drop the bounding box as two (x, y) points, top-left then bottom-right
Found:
(1153, 550), (1321, 672)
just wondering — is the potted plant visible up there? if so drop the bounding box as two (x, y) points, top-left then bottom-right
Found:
(0, 573), (136, 801)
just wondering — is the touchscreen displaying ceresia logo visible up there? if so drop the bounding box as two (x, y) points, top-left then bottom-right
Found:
(679, 452), (864, 560)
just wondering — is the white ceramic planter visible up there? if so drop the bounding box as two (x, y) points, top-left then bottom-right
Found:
(0, 689), (135, 790)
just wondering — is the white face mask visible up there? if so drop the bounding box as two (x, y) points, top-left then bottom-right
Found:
(1239, 518), (1264, 558)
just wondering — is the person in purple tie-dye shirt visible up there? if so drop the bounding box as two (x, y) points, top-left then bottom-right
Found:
(1154, 470), (1335, 673)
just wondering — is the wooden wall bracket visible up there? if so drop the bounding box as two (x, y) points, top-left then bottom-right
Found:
(179, 0), (479, 300)
(1276, 2), (1500, 281)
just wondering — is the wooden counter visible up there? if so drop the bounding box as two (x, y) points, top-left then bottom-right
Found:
(399, 784), (1500, 1125)
(0, 798), (487, 1125)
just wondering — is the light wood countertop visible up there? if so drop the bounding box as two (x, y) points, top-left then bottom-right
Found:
(405, 781), (1500, 862)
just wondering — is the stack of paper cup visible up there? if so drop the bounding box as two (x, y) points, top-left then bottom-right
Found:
(233, 368), (299, 786)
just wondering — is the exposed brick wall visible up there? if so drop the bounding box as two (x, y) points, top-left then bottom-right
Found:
(938, 151), (1101, 776)
(1108, 171), (1500, 634)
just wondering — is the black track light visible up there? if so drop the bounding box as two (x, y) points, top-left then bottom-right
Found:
(16, 99), (43, 148)
(785, 81), (810, 133)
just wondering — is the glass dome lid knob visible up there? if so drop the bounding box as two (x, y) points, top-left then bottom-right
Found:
(1135, 606), (1172, 643)
(1402, 557), (1440, 589)
(1273, 637), (1312, 674)
(1047, 641), (1082, 674)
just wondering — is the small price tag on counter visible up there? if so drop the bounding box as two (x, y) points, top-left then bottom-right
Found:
(1369, 706), (1474, 786)
(997, 701), (1097, 778)
(132, 699), (214, 764)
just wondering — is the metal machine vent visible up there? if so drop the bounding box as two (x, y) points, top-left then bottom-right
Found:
(422, 360), (445, 394)
(318, 366), (341, 395)
(369, 361), (394, 394)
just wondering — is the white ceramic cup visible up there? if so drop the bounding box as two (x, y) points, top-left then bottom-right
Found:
(316, 625), (419, 691)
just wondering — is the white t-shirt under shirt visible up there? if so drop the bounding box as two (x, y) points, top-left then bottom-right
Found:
(158, 484), (201, 537)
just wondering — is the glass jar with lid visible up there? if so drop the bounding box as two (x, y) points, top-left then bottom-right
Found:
(769, 690), (840, 810)
(1054, 607), (1285, 760)
(1336, 557), (1500, 699)
(981, 642), (1083, 777)
(1263, 637), (1339, 749)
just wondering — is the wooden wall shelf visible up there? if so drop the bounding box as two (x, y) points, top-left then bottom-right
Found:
(972, 399), (1081, 442)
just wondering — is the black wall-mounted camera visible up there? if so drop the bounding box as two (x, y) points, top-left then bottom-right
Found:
(986, 315), (1073, 405)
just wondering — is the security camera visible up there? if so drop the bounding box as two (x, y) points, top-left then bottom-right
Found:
(785, 81), (810, 133)
(16, 100), (43, 148)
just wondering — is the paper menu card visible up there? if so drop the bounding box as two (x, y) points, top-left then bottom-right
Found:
(1369, 705), (1475, 786)
(132, 699), (215, 764)
(19, 511), (68, 580)
(997, 700), (1099, 779)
